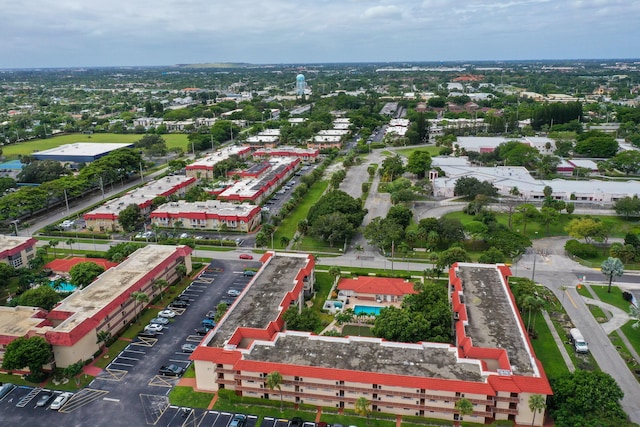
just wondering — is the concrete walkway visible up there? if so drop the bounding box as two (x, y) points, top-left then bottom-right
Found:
(541, 310), (575, 372)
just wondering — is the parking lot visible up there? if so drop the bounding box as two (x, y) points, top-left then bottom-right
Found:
(0, 258), (263, 426)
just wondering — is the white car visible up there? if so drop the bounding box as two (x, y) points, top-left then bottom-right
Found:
(227, 289), (241, 297)
(158, 309), (176, 318)
(50, 392), (73, 410)
(144, 323), (163, 333)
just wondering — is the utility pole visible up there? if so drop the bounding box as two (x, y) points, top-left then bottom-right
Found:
(64, 189), (70, 214)
(139, 162), (144, 183)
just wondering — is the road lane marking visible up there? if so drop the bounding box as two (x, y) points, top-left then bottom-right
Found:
(566, 289), (578, 308)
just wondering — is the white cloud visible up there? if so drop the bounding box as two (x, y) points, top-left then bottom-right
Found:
(363, 5), (403, 20)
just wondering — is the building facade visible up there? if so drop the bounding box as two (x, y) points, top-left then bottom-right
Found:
(0, 235), (38, 268)
(150, 200), (262, 232)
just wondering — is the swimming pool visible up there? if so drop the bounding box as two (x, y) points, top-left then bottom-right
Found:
(353, 305), (382, 316)
(49, 281), (77, 292)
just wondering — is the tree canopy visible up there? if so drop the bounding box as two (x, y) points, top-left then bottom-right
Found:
(2, 335), (53, 375)
(69, 261), (105, 288)
(16, 285), (61, 310)
(118, 204), (142, 232)
(306, 190), (366, 244)
(405, 150), (432, 179)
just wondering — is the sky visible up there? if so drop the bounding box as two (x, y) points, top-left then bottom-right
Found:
(2, 0), (639, 68)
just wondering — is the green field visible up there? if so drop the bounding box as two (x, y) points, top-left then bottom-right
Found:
(394, 145), (442, 158)
(2, 133), (190, 159)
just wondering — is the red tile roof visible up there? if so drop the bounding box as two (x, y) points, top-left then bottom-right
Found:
(337, 276), (417, 297)
(45, 257), (119, 273)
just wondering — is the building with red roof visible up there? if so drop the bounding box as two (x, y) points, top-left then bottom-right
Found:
(337, 276), (417, 303)
(190, 258), (550, 425)
(44, 257), (119, 274)
(186, 146), (252, 180)
(0, 235), (38, 268)
(253, 146), (319, 163)
(150, 200), (261, 232)
(0, 245), (192, 370)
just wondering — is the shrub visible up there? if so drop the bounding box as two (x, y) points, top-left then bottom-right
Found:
(564, 239), (599, 258)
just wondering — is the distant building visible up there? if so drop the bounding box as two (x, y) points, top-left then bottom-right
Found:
(253, 146), (319, 163)
(0, 235), (37, 268)
(336, 276), (417, 304)
(186, 146), (252, 180)
(32, 143), (134, 163)
(150, 200), (262, 232)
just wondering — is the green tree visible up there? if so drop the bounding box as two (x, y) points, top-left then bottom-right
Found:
(1, 336), (52, 379)
(96, 331), (112, 349)
(528, 394), (547, 427)
(265, 371), (284, 411)
(515, 204), (540, 235)
(363, 217), (404, 253)
(607, 150), (640, 175)
(565, 217), (609, 243)
(437, 247), (471, 271)
(152, 279), (169, 301)
(17, 286), (61, 310)
(118, 204), (142, 232)
(454, 176), (498, 199)
(131, 291), (149, 323)
(176, 264), (188, 280)
(354, 396), (372, 423)
(455, 398), (474, 423)
(478, 247), (506, 264)
(66, 238), (76, 257)
(386, 205), (413, 229)
(309, 212), (355, 247)
(307, 190), (366, 232)
(537, 207), (560, 235)
(282, 307), (321, 332)
(614, 196), (640, 219)
(69, 261), (105, 288)
(379, 155), (404, 182)
(601, 257), (624, 293)
(406, 150), (432, 179)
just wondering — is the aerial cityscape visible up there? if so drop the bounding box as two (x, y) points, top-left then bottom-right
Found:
(1, 2), (640, 427)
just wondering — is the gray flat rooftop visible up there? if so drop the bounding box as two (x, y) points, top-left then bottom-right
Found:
(457, 264), (535, 375)
(208, 255), (309, 347)
(0, 235), (35, 253)
(245, 334), (484, 381)
(0, 306), (48, 338)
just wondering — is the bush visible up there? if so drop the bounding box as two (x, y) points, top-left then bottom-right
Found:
(564, 239), (599, 258)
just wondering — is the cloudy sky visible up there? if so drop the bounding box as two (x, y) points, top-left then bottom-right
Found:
(2, 0), (638, 68)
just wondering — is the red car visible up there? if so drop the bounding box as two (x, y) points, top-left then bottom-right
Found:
(239, 254), (254, 260)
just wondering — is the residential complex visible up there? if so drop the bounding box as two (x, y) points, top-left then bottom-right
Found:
(186, 146), (253, 180)
(83, 175), (196, 232)
(0, 235), (38, 268)
(150, 200), (262, 232)
(0, 245), (192, 369)
(253, 146), (319, 163)
(190, 255), (550, 426)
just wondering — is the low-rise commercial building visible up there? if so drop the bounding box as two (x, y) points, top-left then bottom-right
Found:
(150, 200), (261, 232)
(32, 143), (134, 163)
(0, 235), (38, 268)
(190, 257), (550, 425)
(186, 146), (253, 180)
(0, 245), (192, 369)
(83, 175), (196, 232)
(253, 146), (319, 163)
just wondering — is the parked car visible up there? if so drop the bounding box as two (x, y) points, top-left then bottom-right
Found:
(157, 309), (176, 318)
(227, 289), (241, 297)
(179, 232), (190, 239)
(194, 327), (211, 336)
(158, 364), (185, 376)
(149, 317), (169, 325)
(289, 418), (304, 427)
(202, 318), (216, 328)
(169, 300), (188, 309)
(35, 392), (55, 408)
(181, 343), (197, 353)
(239, 254), (254, 260)
(220, 298), (234, 306)
(49, 392), (73, 410)
(174, 294), (190, 302)
(145, 323), (164, 333)
(138, 329), (157, 338)
(243, 270), (256, 277)
(230, 414), (247, 427)
(205, 310), (217, 319)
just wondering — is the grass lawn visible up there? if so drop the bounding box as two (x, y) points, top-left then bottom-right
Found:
(311, 272), (333, 312)
(620, 320), (640, 359)
(394, 146), (442, 158)
(609, 330), (640, 377)
(272, 180), (329, 249)
(44, 373), (94, 391)
(169, 386), (215, 408)
(529, 312), (571, 380)
(586, 304), (609, 323)
(587, 285), (633, 312)
(0, 372), (37, 387)
(2, 133), (189, 159)
(341, 324), (375, 337)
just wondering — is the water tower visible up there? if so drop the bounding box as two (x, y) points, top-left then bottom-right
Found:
(296, 74), (306, 96)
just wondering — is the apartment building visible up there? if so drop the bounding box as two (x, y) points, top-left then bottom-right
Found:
(0, 235), (38, 268)
(150, 200), (261, 232)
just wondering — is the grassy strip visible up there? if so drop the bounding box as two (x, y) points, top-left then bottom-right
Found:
(586, 304), (609, 323)
(609, 330), (640, 378)
(529, 312), (571, 380)
(311, 272), (333, 312)
(272, 181), (329, 249)
(394, 146), (442, 157)
(169, 386), (215, 408)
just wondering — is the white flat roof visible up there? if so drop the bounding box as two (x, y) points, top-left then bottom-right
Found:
(0, 235), (36, 253)
(218, 157), (296, 199)
(33, 143), (132, 157)
(188, 146), (251, 169)
(318, 129), (349, 136)
(153, 200), (259, 217)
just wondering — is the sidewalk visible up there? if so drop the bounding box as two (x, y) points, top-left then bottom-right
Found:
(541, 310), (575, 372)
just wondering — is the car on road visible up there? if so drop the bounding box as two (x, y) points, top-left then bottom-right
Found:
(243, 270), (256, 277)
(158, 364), (185, 376)
(239, 254), (253, 260)
(227, 289), (241, 297)
(158, 309), (176, 318)
(49, 392), (73, 410)
(230, 414), (247, 427)
(181, 343), (197, 353)
(194, 327), (211, 335)
(169, 300), (188, 309)
(145, 323), (164, 333)
(149, 317), (169, 325)
(202, 318), (216, 328)
(35, 392), (55, 407)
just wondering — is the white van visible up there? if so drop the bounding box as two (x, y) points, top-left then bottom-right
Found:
(569, 328), (589, 353)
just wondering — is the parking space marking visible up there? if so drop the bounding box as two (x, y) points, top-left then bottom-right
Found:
(148, 375), (179, 388)
(110, 360), (134, 367)
(186, 335), (204, 342)
(171, 307), (186, 315)
(140, 393), (170, 425)
(131, 336), (158, 347)
(196, 277), (214, 284)
(59, 388), (109, 413)
(123, 347), (146, 355)
(96, 367), (128, 381)
(117, 354), (142, 361)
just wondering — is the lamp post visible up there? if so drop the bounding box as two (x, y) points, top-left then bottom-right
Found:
(11, 220), (19, 236)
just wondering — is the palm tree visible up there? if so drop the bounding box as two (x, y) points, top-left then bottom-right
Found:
(96, 331), (112, 349)
(49, 240), (59, 258)
(66, 238), (76, 257)
(354, 396), (371, 424)
(152, 279), (169, 302)
(522, 295), (544, 333)
(454, 398), (473, 425)
(176, 264), (187, 280)
(280, 236), (290, 248)
(130, 291), (149, 323)
(265, 371), (284, 411)
(601, 257), (624, 293)
(528, 394), (546, 426)
(87, 226), (96, 251)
